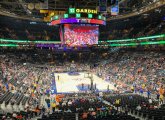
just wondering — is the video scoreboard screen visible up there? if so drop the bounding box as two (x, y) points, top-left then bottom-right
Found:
(60, 24), (99, 46)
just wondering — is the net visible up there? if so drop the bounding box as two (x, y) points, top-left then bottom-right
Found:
(84, 73), (92, 78)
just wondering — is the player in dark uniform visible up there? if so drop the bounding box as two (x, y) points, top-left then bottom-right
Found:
(82, 83), (84, 90)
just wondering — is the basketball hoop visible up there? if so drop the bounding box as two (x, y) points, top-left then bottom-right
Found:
(84, 72), (92, 78)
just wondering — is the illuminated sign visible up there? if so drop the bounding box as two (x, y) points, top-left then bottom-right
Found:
(69, 8), (98, 14)
(51, 20), (61, 25)
(98, 15), (102, 19)
(51, 18), (106, 25)
(36, 44), (60, 48)
(88, 14), (93, 18)
(69, 8), (75, 14)
(54, 15), (59, 20)
(64, 14), (69, 18)
(76, 13), (81, 18)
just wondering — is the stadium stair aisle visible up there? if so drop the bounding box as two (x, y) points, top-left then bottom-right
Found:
(99, 97), (144, 120)
(40, 95), (46, 108)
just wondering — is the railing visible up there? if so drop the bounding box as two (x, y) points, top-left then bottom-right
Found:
(0, 34), (164, 48)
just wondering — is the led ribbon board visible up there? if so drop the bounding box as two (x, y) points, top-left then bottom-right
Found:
(51, 18), (106, 25)
(0, 36), (164, 47)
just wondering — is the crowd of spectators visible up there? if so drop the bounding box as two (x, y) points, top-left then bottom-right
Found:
(0, 48), (164, 119)
(95, 51), (165, 96)
(0, 26), (58, 41)
(0, 1), (164, 120)
(105, 21), (164, 40)
(103, 94), (165, 120)
(0, 15), (60, 41)
(0, 19), (164, 42)
(100, 4), (164, 40)
(39, 93), (140, 120)
(0, 51), (53, 119)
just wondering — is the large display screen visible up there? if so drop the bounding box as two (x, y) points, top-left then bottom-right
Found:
(63, 24), (99, 46)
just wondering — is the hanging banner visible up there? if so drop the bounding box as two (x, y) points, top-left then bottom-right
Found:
(111, 0), (119, 15)
(99, 0), (107, 12)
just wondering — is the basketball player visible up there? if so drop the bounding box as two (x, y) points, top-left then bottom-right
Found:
(58, 75), (59, 80)
(107, 85), (109, 91)
(82, 83), (84, 90)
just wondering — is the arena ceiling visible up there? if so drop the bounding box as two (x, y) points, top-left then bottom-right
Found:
(0, 0), (99, 17)
(0, 0), (164, 21)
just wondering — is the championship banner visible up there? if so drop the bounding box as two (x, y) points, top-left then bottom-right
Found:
(40, 0), (48, 9)
(111, 0), (119, 15)
(99, 0), (107, 12)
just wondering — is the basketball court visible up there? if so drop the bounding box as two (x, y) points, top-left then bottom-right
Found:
(54, 72), (116, 93)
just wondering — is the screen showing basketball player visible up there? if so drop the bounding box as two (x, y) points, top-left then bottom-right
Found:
(63, 24), (99, 46)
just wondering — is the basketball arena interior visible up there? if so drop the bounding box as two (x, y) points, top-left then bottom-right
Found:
(0, 0), (165, 120)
